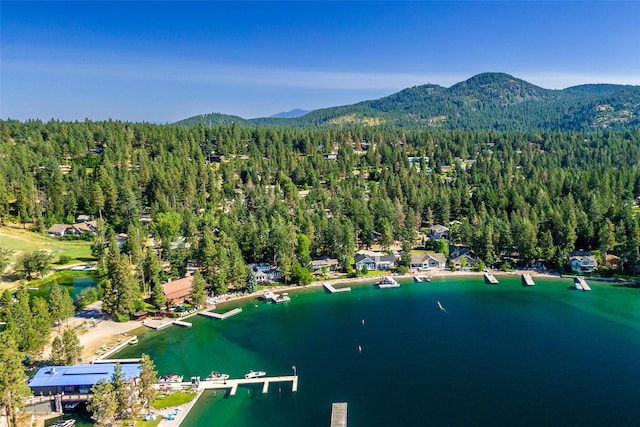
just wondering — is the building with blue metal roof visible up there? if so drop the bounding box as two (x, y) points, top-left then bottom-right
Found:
(28, 363), (141, 396)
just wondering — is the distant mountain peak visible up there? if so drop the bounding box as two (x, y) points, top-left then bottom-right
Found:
(270, 109), (311, 119)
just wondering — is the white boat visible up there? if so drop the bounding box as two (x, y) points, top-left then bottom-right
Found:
(205, 371), (230, 382)
(414, 275), (431, 283)
(573, 276), (591, 291)
(159, 373), (184, 383)
(64, 402), (80, 411)
(244, 370), (267, 379)
(273, 293), (291, 303)
(53, 420), (76, 427)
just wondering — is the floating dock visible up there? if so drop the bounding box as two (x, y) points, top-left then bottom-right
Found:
(198, 307), (243, 320)
(331, 402), (348, 427)
(484, 272), (499, 284)
(323, 283), (351, 293)
(521, 273), (535, 286)
(376, 276), (400, 288)
(173, 320), (192, 327)
(414, 275), (431, 282)
(573, 276), (591, 291)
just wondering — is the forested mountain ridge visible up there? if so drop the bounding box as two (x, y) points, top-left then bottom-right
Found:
(176, 73), (640, 130)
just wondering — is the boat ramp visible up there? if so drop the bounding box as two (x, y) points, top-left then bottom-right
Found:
(198, 307), (243, 320)
(323, 283), (351, 293)
(521, 273), (535, 286)
(573, 276), (591, 291)
(375, 276), (400, 288)
(483, 272), (499, 284)
(331, 402), (348, 427)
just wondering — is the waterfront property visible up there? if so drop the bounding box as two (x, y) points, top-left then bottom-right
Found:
(28, 363), (141, 396)
(354, 251), (396, 271)
(569, 250), (598, 273)
(162, 276), (195, 305)
(410, 252), (446, 270)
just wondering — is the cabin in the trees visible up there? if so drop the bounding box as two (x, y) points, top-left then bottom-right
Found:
(28, 363), (140, 396)
(428, 224), (450, 241)
(47, 220), (97, 237)
(410, 252), (447, 270)
(162, 276), (194, 305)
(569, 250), (597, 273)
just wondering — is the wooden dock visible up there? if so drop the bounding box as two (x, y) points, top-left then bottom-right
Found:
(484, 272), (499, 284)
(574, 276), (591, 291)
(376, 276), (400, 288)
(198, 307), (242, 320)
(521, 273), (535, 286)
(323, 283), (351, 293)
(331, 402), (348, 427)
(173, 320), (192, 327)
(188, 375), (298, 396)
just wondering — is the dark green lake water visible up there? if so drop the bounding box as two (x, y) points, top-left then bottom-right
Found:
(116, 276), (640, 426)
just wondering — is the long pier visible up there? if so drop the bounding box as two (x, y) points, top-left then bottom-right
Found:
(331, 402), (348, 427)
(159, 375), (299, 396)
(198, 307), (242, 320)
(323, 283), (351, 293)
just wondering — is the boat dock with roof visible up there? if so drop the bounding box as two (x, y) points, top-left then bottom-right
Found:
(323, 283), (351, 293)
(521, 273), (535, 286)
(484, 272), (499, 284)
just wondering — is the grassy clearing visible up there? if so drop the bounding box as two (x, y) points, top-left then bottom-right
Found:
(152, 391), (197, 409)
(0, 226), (93, 262)
(135, 417), (162, 427)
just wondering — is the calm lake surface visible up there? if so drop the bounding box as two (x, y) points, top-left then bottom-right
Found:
(116, 275), (640, 426)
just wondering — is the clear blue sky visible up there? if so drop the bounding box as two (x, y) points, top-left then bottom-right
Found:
(2, 1), (639, 122)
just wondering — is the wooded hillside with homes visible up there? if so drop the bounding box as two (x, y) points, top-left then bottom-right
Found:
(1, 120), (640, 320)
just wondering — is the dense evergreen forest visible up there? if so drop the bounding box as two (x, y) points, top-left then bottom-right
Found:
(2, 119), (640, 321)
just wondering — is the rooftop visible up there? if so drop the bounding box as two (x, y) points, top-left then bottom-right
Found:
(29, 363), (141, 388)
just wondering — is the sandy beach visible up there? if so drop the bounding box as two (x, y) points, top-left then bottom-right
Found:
(67, 268), (563, 362)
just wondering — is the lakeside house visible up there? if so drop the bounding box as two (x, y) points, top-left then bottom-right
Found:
(410, 252), (447, 270)
(428, 224), (449, 241)
(310, 257), (340, 274)
(354, 251), (396, 271)
(569, 250), (597, 273)
(28, 363), (140, 396)
(249, 263), (281, 284)
(449, 247), (479, 270)
(162, 276), (195, 305)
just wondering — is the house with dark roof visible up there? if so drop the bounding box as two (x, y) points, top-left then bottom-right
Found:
(428, 224), (449, 241)
(354, 252), (396, 271)
(28, 363), (140, 396)
(162, 276), (194, 305)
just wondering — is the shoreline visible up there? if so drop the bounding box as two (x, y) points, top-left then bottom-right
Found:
(75, 268), (566, 361)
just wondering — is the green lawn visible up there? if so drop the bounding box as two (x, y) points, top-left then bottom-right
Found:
(152, 390), (197, 409)
(0, 226), (93, 261)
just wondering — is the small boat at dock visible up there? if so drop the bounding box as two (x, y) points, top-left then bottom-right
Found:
(573, 276), (591, 291)
(376, 276), (400, 288)
(414, 275), (431, 283)
(244, 370), (267, 379)
(205, 371), (230, 382)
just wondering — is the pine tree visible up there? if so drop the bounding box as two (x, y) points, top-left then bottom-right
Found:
(50, 336), (65, 365)
(246, 268), (258, 293)
(62, 329), (83, 365)
(138, 354), (157, 415)
(190, 271), (207, 307)
(0, 333), (32, 427)
(87, 379), (117, 427)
